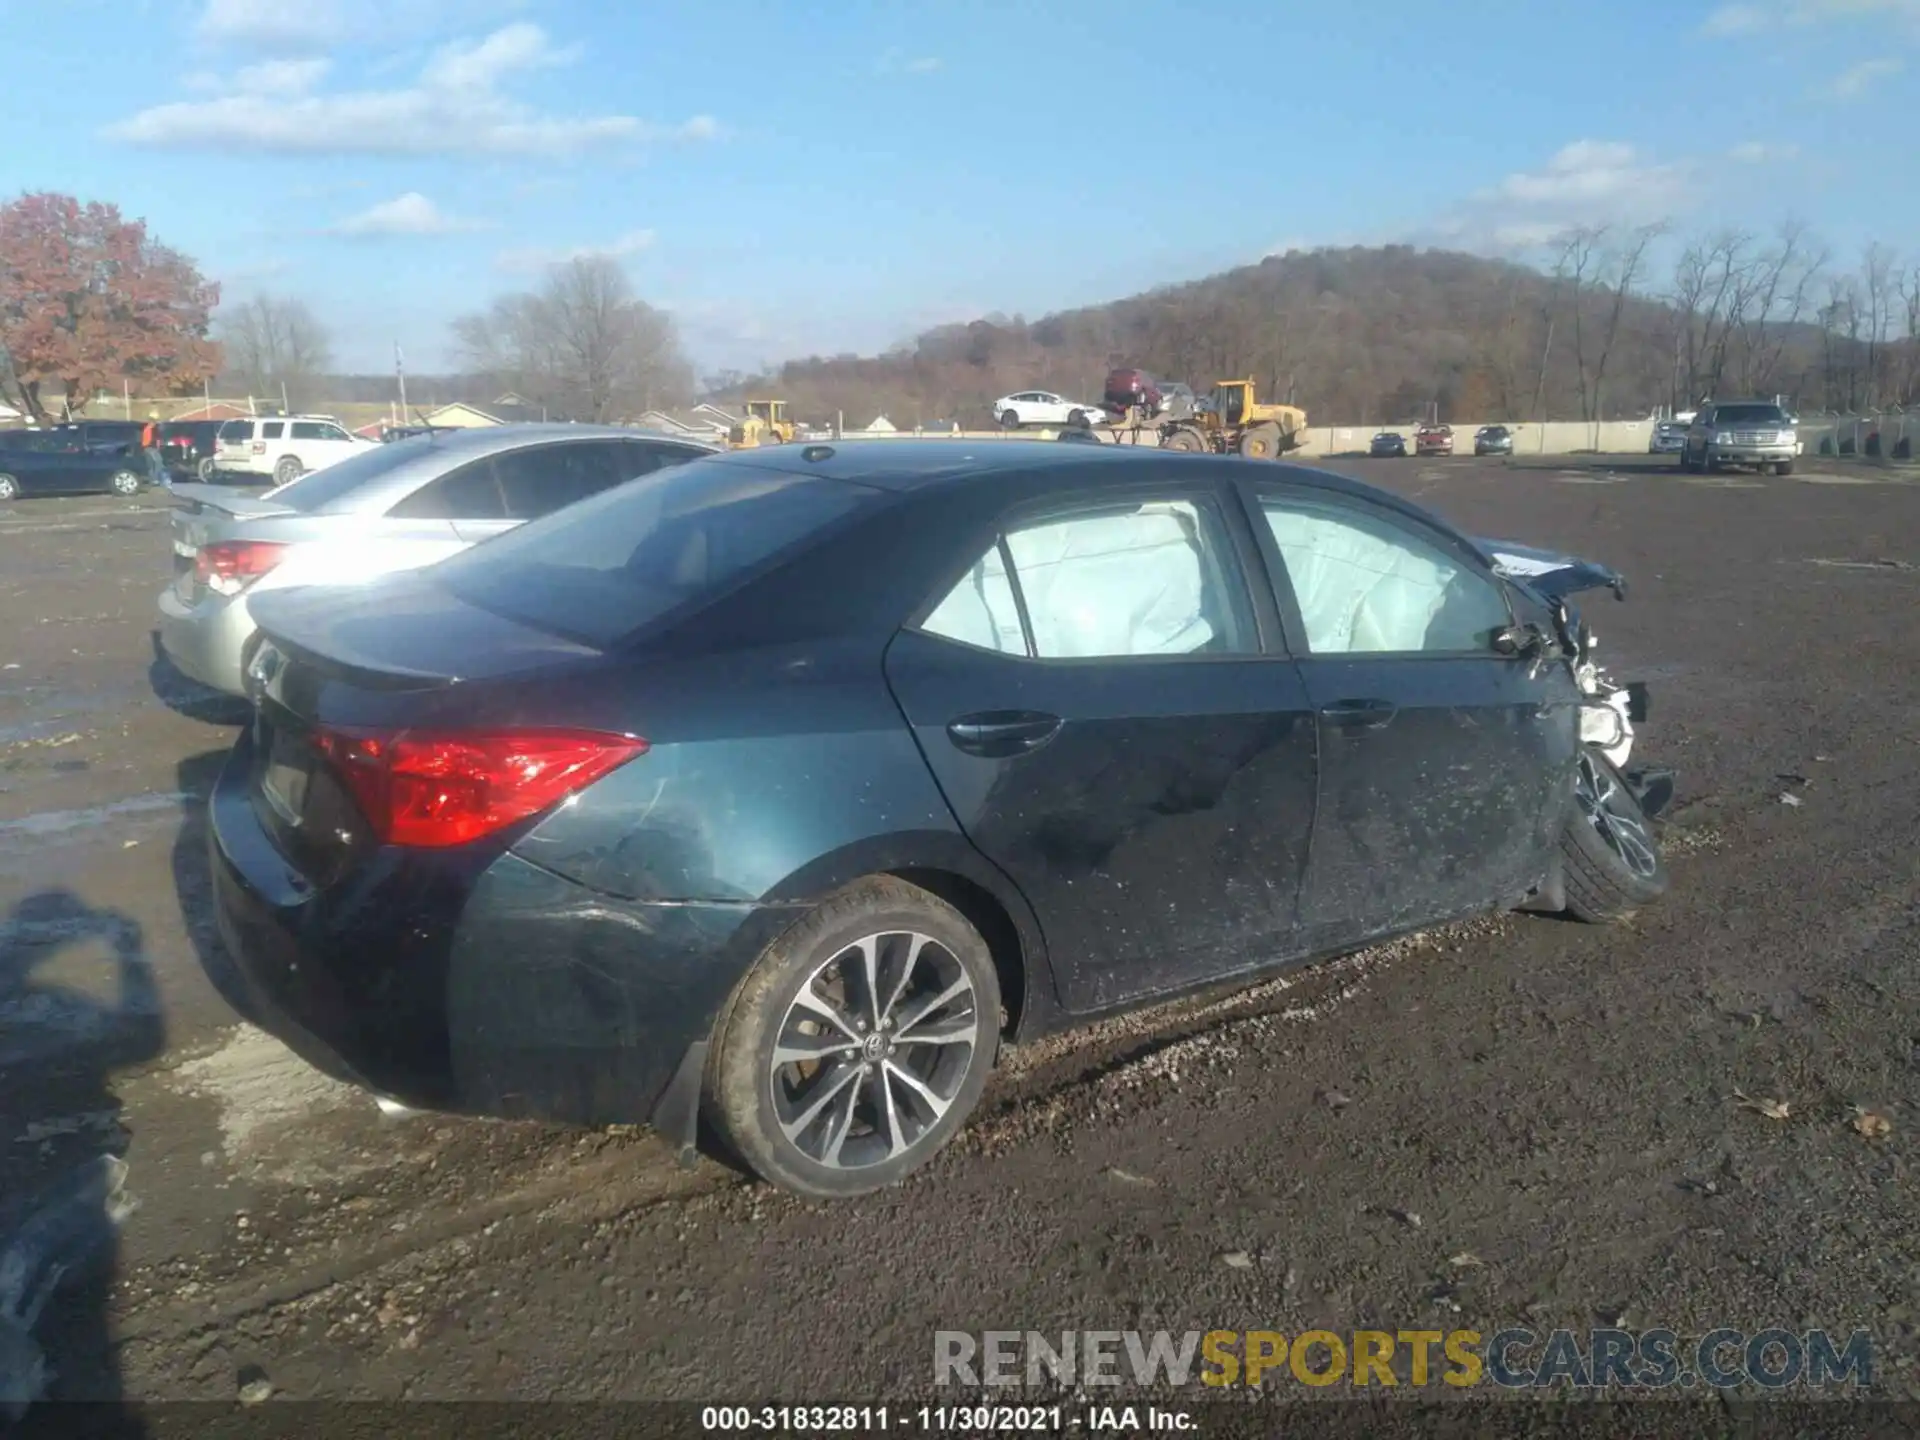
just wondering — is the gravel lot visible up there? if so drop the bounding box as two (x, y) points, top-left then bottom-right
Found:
(2, 452), (1916, 1416)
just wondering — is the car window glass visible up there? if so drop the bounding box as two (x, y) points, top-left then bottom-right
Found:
(320, 424), (351, 442)
(1262, 497), (1509, 655)
(218, 420), (251, 443)
(920, 542), (1025, 654)
(388, 458), (506, 520)
(260, 421), (284, 439)
(1004, 498), (1250, 659)
(493, 442), (623, 519)
(290, 421), (324, 440)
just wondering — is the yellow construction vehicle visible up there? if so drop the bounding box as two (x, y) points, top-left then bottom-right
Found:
(1158, 379), (1306, 459)
(728, 398), (796, 448)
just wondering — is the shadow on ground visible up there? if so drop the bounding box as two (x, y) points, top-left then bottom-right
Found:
(0, 889), (162, 1432)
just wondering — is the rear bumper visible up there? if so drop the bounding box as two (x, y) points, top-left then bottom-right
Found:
(207, 736), (776, 1129)
(157, 582), (253, 695)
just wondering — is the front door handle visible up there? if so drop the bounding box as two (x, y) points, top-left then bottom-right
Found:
(1320, 697), (1398, 732)
(947, 710), (1062, 758)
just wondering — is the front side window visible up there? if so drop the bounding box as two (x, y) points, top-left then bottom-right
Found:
(919, 495), (1253, 659)
(1260, 496), (1509, 655)
(290, 421), (325, 440)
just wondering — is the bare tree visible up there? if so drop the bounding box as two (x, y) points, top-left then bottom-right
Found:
(216, 296), (332, 411)
(1860, 243), (1898, 409)
(1733, 220), (1826, 398)
(1897, 261), (1920, 405)
(452, 256), (694, 423)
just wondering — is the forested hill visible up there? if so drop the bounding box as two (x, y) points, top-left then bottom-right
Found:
(712, 241), (1854, 430)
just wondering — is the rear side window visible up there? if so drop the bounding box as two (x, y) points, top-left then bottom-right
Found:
(920, 497), (1254, 659)
(388, 457), (508, 520)
(433, 458), (880, 647)
(268, 437), (433, 512)
(260, 421), (284, 440)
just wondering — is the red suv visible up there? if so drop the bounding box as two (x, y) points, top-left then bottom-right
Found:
(1103, 368), (1163, 417)
(1415, 423), (1454, 456)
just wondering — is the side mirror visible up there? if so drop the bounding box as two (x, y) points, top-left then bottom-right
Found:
(1492, 623), (1543, 658)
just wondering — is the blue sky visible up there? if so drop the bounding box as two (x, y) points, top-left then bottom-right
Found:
(21, 0), (1918, 376)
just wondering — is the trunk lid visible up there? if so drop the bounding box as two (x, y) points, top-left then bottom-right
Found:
(247, 572), (601, 690)
(169, 482), (298, 566)
(242, 573), (608, 883)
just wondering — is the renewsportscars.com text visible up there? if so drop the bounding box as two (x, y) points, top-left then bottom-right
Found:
(934, 1327), (1874, 1390)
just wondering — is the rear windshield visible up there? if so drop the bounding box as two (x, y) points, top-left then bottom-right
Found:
(266, 436), (434, 511)
(217, 419), (252, 442)
(432, 458), (881, 647)
(1714, 403), (1789, 424)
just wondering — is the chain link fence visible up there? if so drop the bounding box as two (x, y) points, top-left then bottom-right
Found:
(1793, 409), (1917, 463)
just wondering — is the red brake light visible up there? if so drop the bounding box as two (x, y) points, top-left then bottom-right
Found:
(195, 540), (288, 595)
(313, 728), (647, 848)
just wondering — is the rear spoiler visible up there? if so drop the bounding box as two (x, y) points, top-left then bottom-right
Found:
(167, 482), (298, 520)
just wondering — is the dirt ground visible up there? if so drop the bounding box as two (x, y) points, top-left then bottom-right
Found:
(1, 451), (1916, 1415)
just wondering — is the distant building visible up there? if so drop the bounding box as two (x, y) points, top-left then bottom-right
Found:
(862, 415), (897, 433)
(422, 396), (563, 427)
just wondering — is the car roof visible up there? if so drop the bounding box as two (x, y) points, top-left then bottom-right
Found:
(685, 437), (1435, 511)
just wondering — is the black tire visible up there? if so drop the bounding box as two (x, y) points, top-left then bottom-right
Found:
(1163, 427), (1205, 453)
(1067, 409), (1092, 429)
(1774, 459), (1793, 476)
(0, 473), (18, 501)
(197, 456), (218, 481)
(1562, 749), (1668, 923)
(1237, 423), (1283, 459)
(273, 455), (303, 485)
(999, 410), (1021, 430)
(705, 876), (1001, 1198)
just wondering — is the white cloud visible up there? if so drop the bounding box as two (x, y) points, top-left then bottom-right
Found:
(495, 229), (657, 272)
(1729, 140), (1802, 162)
(1703, 0), (1920, 31)
(876, 48), (943, 74)
(196, 0), (340, 51)
(1428, 140), (1690, 255)
(234, 57), (331, 94)
(330, 192), (489, 236)
(106, 21), (719, 158)
(1822, 55), (1906, 95)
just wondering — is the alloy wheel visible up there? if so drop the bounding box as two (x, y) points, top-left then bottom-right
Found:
(1574, 752), (1658, 878)
(769, 930), (982, 1171)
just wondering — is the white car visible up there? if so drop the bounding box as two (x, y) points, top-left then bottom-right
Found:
(214, 414), (377, 486)
(993, 391), (1106, 429)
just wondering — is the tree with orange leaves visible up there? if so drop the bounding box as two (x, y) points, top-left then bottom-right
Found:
(0, 193), (221, 424)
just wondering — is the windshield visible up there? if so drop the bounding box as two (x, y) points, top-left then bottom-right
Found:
(264, 436), (437, 511)
(217, 419), (252, 443)
(1714, 404), (1789, 425)
(433, 459), (883, 647)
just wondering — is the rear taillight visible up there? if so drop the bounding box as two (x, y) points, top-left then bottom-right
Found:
(252, 441), (266, 454)
(194, 540), (288, 595)
(312, 728), (646, 848)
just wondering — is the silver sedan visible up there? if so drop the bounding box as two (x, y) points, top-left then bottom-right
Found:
(157, 424), (717, 696)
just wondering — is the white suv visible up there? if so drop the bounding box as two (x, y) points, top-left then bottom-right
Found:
(214, 415), (376, 485)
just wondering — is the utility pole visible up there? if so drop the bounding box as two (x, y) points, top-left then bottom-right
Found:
(279, 380), (289, 415)
(395, 342), (409, 419)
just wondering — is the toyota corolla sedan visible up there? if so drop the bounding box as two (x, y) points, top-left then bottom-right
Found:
(211, 441), (1671, 1198)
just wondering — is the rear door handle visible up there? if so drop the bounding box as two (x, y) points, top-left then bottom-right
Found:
(1319, 698), (1398, 732)
(947, 710), (1062, 758)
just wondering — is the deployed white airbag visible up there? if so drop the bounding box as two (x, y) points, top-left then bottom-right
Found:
(1006, 505), (1213, 658)
(1266, 508), (1454, 653)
